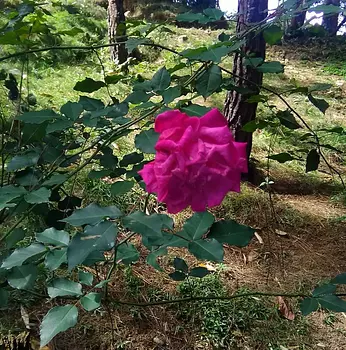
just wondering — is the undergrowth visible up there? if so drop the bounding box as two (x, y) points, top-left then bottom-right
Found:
(176, 274), (310, 349)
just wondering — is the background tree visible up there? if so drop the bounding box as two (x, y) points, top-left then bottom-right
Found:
(322, 0), (341, 35)
(289, 0), (307, 30)
(108, 0), (127, 63)
(223, 0), (268, 161)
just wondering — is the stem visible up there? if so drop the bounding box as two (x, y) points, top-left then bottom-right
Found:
(113, 292), (346, 307)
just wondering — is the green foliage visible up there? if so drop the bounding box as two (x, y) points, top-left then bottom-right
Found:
(177, 276), (309, 348)
(0, 2), (344, 346)
(40, 305), (78, 347)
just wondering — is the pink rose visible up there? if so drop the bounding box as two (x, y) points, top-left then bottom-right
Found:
(138, 108), (247, 214)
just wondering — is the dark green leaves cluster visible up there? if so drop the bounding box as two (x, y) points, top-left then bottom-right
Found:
(300, 273), (346, 316)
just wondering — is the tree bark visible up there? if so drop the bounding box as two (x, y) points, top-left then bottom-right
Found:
(323, 0), (341, 36)
(224, 0), (268, 160)
(108, 0), (127, 64)
(290, 0), (307, 30)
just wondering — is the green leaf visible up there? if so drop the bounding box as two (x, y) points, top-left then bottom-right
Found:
(312, 284), (336, 297)
(36, 228), (69, 246)
(0, 289), (8, 308)
(1, 243), (46, 269)
(188, 239), (224, 262)
(40, 305), (78, 347)
(106, 103), (129, 119)
(105, 74), (126, 84)
(94, 280), (110, 289)
(189, 267), (209, 278)
(308, 94), (329, 114)
(135, 129), (159, 154)
(126, 37), (149, 52)
(47, 119), (74, 134)
(306, 149), (320, 173)
(14, 169), (40, 187)
(74, 78), (106, 93)
(162, 86), (182, 104)
(203, 7), (224, 20)
(331, 273), (346, 284)
(300, 297), (319, 316)
(62, 203), (122, 226)
(116, 243), (140, 265)
(43, 174), (68, 187)
(21, 122), (48, 144)
(110, 181), (134, 196)
(83, 251), (105, 266)
(80, 293), (101, 311)
(277, 110), (301, 129)
(180, 104), (212, 117)
(24, 187), (51, 204)
(244, 57), (264, 68)
(7, 264), (38, 290)
(123, 211), (170, 238)
(88, 170), (111, 179)
(79, 96), (104, 111)
(176, 12), (205, 23)
(98, 147), (118, 170)
(242, 120), (268, 132)
(263, 25), (283, 45)
(183, 46), (234, 64)
(256, 61), (284, 73)
(58, 27), (84, 36)
(179, 212), (215, 241)
(208, 220), (255, 247)
(318, 295), (346, 312)
(16, 109), (60, 124)
(48, 278), (82, 298)
(196, 64), (222, 98)
(60, 101), (83, 120)
(150, 67), (171, 93)
(119, 152), (144, 167)
(78, 271), (93, 286)
(45, 249), (67, 271)
(6, 228), (25, 249)
(68, 221), (118, 270)
(126, 90), (152, 104)
(309, 4), (341, 14)
(169, 271), (186, 281)
(218, 32), (230, 42)
(268, 153), (296, 163)
(173, 257), (188, 273)
(308, 83), (332, 92)
(246, 94), (268, 103)
(0, 185), (28, 209)
(7, 151), (39, 171)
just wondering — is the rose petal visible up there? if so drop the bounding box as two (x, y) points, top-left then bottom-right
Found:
(155, 110), (189, 133)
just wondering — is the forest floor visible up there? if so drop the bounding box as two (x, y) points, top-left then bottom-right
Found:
(1, 7), (346, 350)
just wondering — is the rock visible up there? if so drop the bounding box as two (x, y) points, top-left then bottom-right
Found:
(178, 35), (188, 42)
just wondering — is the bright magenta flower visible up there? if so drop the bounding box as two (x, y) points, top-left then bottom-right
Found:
(138, 109), (247, 214)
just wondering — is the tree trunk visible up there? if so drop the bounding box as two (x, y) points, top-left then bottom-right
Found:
(323, 0), (341, 36)
(108, 0), (127, 64)
(290, 0), (307, 30)
(224, 0), (268, 160)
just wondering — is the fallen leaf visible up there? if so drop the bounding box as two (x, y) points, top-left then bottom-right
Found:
(198, 263), (216, 271)
(277, 296), (295, 320)
(20, 305), (30, 329)
(276, 229), (289, 237)
(254, 232), (264, 244)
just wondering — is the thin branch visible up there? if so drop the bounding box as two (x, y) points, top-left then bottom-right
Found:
(0, 41), (181, 63)
(108, 291), (346, 307)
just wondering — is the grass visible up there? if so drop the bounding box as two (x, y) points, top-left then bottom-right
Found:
(176, 274), (311, 349)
